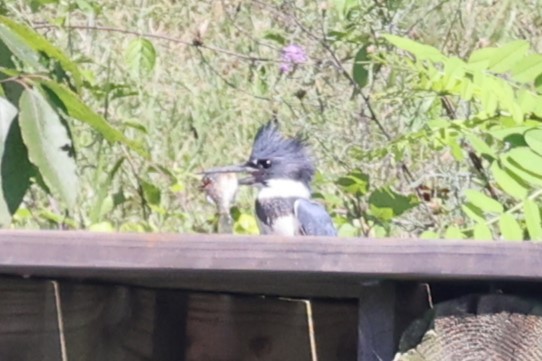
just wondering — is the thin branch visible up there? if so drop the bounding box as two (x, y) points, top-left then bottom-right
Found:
(32, 23), (277, 63)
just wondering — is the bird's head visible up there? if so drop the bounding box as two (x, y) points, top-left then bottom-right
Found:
(204, 121), (315, 187)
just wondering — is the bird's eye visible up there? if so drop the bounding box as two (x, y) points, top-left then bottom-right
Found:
(257, 159), (272, 169)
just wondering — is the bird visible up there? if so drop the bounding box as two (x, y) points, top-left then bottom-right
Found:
(204, 121), (336, 236)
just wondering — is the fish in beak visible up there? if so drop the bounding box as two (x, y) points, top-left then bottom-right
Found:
(200, 172), (239, 214)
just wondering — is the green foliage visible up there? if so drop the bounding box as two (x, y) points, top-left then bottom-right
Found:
(124, 38), (157, 78)
(19, 88), (78, 207)
(3, 0), (542, 240)
(333, 169), (418, 237)
(0, 16), (145, 226)
(371, 34), (542, 241)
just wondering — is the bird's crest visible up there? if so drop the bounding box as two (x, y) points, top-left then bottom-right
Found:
(250, 121), (315, 183)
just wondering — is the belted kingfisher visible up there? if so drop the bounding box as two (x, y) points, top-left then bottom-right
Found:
(204, 121), (337, 236)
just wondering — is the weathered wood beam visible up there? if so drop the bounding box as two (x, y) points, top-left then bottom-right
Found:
(1, 230), (542, 297)
(357, 282), (431, 361)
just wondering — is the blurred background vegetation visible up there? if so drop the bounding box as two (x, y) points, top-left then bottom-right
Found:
(2, 0), (542, 240)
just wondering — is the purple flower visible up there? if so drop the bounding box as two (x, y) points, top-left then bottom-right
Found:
(279, 44), (308, 73)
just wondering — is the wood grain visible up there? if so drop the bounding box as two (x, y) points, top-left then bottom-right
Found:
(0, 279), (61, 361)
(1, 230), (542, 297)
(396, 294), (542, 361)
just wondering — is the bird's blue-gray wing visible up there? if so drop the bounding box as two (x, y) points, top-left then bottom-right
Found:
(294, 199), (337, 236)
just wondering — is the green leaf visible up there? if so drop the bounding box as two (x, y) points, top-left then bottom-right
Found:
(469, 40), (529, 73)
(444, 225), (465, 240)
(517, 89), (539, 115)
(263, 31), (286, 45)
(524, 128), (542, 157)
(0, 24), (42, 69)
(477, 74), (499, 116)
(140, 178), (161, 206)
(504, 147), (542, 177)
(511, 54), (542, 83)
(467, 47), (493, 70)
(30, 0), (60, 12)
(490, 161), (529, 199)
(39, 80), (148, 158)
(473, 223), (493, 241)
(383, 34), (445, 62)
(125, 38), (157, 76)
(337, 222), (359, 237)
(489, 41), (530, 73)
(464, 189), (503, 214)
(89, 157), (124, 223)
(19, 88), (77, 207)
(0, 16), (83, 89)
(88, 221), (115, 232)
(524, 199), (542, 241)
(0, 96), (19, 224)
(462, 203), (486, 223)
(368, 187), (419, 221)
(465, 133), (495, 158)
(336, 170), (369, 196)
(352, 45), (370, 88)
(442, 56), (465, 91)
(234, 213), (259, 235)
(498, 213), (523, 241)
(536, 73), (542, 93)
(501, 155), (542, 187)
(0, 108), (35, 227)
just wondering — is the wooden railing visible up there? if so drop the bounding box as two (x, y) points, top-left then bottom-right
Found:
(0, 230), (541, 360)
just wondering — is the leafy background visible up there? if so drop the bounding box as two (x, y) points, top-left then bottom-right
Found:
(2, 0), (542, 240)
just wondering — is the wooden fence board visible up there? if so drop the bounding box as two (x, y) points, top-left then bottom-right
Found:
(1, 230), (542, 297)
(0, 276), (358, 360)
(184, 294), (357, 361)
(0, 279), (61, 361)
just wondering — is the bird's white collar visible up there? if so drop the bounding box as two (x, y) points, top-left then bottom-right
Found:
(257, 179), (311, 200)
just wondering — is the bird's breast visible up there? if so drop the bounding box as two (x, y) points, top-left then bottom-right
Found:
(255, 197), (299, 236)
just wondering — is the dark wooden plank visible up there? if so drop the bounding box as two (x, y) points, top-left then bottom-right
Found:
(357, 282), (431, 361)
(152, 290), (189, 360)
(56, 282), (156, 360)
(185, 293), (314, 360)
(0, 278), (62, 361)
(1, 230), (542, 297)
(393, 283), (431, 345)
(358, 282), (396, 361)
(312, 299), (358, 361)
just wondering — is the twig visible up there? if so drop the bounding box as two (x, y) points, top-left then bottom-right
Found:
(304, 300), (319, 361)
(52, 281), (68, 361)
(404, 0), (454, 35)
(490, 189), (542, 226)
(32, 23), (277, 63)
(441, 97), (500, 201)
(195, 47), (272, 101)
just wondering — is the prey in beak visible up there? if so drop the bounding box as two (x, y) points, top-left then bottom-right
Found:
(200, 171), (239, 214)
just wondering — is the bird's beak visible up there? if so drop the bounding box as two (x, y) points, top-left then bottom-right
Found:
(203, 163), (252, 174)
(203, 163), (257, 186)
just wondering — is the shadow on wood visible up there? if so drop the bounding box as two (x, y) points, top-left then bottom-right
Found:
(357, 282), (431, 361)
